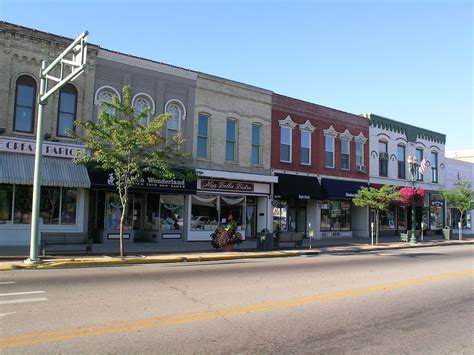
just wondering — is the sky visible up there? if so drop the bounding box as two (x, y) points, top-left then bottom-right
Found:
(1, 0), (472, 150)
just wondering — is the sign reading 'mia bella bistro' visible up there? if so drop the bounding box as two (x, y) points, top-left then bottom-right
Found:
(0, 137), (85, 159)
(200, 179), (254, 192)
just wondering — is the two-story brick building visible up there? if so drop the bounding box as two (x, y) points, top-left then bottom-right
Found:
(0, 22), (98, 246)
(365, 113), (446, 236)
(271, 94), (370, 238)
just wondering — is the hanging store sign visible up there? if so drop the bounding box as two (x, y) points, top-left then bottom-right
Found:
(200, 179), (254, 192)
(0, 137), (85, 159)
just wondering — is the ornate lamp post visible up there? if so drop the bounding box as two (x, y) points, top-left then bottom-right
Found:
(407, 155), (418, 244)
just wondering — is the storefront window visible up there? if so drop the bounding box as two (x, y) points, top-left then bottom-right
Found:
(14, 185), (32, 224)
(61, 188), (77, 225)
(320, 200), (351, 231)
(397, 206), (406, 230)
(145, 193), (160, 231)
(430, 194), (444, 229)
(191, 195), (218, 231)
(221, 196), (245, 229)
(40, 187), (60, 224)
(160, 195), (184, 230)
(105, 192), (131, 230)
(448, 209), (472, 229)
(0, 184), (13, 223)
(380, 205), (396, 229)
(272, 200), (288, 232)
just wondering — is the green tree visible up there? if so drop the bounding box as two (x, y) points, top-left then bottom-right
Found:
(353, 185), (401, 244)
(74, 85), (196, 257)
(442, 181), (473, 240)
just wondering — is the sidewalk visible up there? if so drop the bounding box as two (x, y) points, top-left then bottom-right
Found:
(1, 235), (472, 270)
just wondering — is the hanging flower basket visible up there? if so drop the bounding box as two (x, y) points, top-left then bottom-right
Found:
(399, 187), (425, 207)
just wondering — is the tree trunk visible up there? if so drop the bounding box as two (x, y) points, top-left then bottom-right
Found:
(119, 205), (125, 258)
(376, 210), (380, 245)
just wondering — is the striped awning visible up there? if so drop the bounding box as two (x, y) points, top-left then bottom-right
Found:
(0, 152), (90, 188)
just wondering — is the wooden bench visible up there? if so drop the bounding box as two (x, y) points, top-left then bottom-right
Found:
(273, 232), (305, 248)
(41, 232), (92, 256)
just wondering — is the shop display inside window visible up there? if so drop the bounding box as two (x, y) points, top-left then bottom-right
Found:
(272, 200), (288, 232)
(320, 200), (351, 231)
(191, 195), (219, 231)
(380, 205), (396, 229)
(220, 196), (245, 229)
(448, 209), (471, 229)
(14, 185), (33, 224)
(0, 185), (13, 223)
(145, 193), (160, 231)
(160, 195), (184, 230)
(105, 192), (131, 230)
(40, 187), (60, 224)
(61, 188), (77, 225)
(397, 206), (406, 230)
(430, 194), (444, 230)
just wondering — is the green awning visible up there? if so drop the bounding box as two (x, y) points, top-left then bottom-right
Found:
(0, 152), (90, 188)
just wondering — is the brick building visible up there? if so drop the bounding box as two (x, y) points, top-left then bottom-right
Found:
(271, 94), (370, 238)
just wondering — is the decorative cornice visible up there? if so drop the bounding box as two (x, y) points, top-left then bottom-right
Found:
(279, 115), (297, 129)
(299, 120), (316, 133)
(339, 129), (353, 141)
(354, 132), (368, 144)
(323, 125), (338, 137)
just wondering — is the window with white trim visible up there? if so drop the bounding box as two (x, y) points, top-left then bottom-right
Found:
(300, 130), (311, 165)
(134, 97), (151, 126)
(14, 75), (36, 133)
(355, 142), (364, 167)
(197, 113), (209, 159)
(96, 90), (116, 118)
(226, 118), (238, 162)
(251, 123), (261, 165)
(325, 135), (335, 168)
(416, 148), (423, 181)
(431, 151), (438, 183)
(280, 126), (292, 163)
(166, 103), (182, 143)
(341, 139), (350, 170)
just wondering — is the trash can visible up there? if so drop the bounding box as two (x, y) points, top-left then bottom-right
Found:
(257, 229), (273, 250)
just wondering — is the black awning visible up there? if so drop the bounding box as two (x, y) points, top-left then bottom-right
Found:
(88, 169), (197, 194)
(274, 173), (325, 200)
(321, 178), (368, 200)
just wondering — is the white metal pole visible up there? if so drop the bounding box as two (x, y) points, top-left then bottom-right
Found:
(371, 222), (374, 246)
(25, 61), (47, 264)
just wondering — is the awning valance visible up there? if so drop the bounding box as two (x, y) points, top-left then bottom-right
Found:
(321, 178), (368, 200)
(274, 173), (325, 200)
(0, 152), (90, 188)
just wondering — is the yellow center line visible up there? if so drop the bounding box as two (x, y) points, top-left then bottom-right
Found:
(0, 269), (471, 350)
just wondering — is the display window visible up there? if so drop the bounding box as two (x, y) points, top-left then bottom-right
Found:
(40, 187), (60, 224)
(0, 184), (13, 223)
(272, 199), (307, 233)
(448, 209), (472, 229)
(380, 205), (396, 229)
(397, 206), (406, 230)
(14, 185), (33, 224)
(191, 195), (219, 231)
(160, 195), (184, 230)
(430, 194), (444, 230)
(320, 200), (351, 231)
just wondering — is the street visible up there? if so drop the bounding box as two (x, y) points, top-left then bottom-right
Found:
(1, 245), (473, 354)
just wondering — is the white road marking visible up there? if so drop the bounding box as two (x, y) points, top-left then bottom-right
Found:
(0, 281), (16, 285)
(0, 291), (45, 297)
(0, 312), (16, 317)
(0, 297), (48, 305)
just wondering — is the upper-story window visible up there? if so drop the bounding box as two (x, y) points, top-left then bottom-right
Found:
(280, 126), (292, 163)
(356, 142), (363, 166)
(325, 135), (335, 168)
(416, 148), (424, 181)
(95, 86), (120, 118)
(300, 130), (311, 165)
(379, 140), (388, 177)
(226, 119), (237, 162)
(14, 75), (36, 133)
(431, 151), (438, 183)
(57, 84), (77, 137)
(165, 100), (186, 143)
(197, 113), (209, 159)
(133, 94), (154, 126)
(397, 144), (406, 179)
(340, 139), (350, 170)
(252, 123), (261, 165)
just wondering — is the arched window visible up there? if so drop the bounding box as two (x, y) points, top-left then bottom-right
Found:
(57, 84), (77, 137)
(165, 102), (183, 142)
(14, 75), (36, 133)
(94, 86), (120, 118)
(132, 94), (154, 126)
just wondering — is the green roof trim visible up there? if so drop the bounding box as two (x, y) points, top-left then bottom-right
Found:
(367, 113), (446, 144)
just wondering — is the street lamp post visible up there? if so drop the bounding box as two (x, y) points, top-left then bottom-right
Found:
(407, 155), (418, 244)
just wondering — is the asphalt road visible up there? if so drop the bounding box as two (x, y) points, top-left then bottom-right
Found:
(1, 245), (473, 354)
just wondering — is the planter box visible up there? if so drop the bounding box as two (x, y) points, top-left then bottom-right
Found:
(441, 228), (451, 240)
(400, 230), (420, 242)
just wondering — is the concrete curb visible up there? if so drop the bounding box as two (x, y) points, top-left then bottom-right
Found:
(0, 240), (472, 271)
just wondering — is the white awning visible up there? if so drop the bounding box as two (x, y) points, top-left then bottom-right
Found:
(196, 169), (278, 183)
(0, 152), (90, 188)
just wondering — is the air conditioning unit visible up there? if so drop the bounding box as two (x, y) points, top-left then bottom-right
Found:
(356, 165), (366, 173)
(379, 152), (388, 159)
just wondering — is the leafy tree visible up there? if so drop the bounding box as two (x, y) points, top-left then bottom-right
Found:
(74, 85), (196, 257)
(441, 181), (473, 240)
(353, 185), (401, 244)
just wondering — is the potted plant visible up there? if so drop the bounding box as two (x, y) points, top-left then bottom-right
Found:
(210, 215), (243, 251)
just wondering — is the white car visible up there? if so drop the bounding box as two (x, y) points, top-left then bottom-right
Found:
(191, 216), (216, 229)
